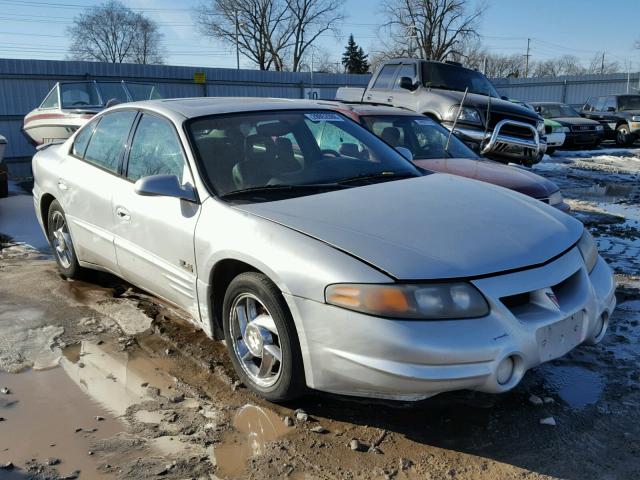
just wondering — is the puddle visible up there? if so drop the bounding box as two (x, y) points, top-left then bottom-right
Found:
(0, 368), (121, 478)
(565, 183), (635, 203)
(213, 404), (291, 477)
(541, 365), (605, 409)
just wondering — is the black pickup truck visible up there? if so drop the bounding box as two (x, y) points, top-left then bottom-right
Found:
(336, 59), (546, 166)
(581, 94), (640, 147)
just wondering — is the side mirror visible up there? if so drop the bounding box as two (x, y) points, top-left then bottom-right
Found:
(533, 106), (542, 113)
(395, 146), (413, 161)
(399, 76), (417, 91)
(605, 106), (616, 112)
(501, 96), (509, 101)
(134, 174), (198, 203)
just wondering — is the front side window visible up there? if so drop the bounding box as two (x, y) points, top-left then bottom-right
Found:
(362, 115), (477, 160)
(60, 82), (101, 109)
(71, 117), (100, 158)
(40, 87), (59, 109)
(188, 110), (421, 199)
(393, 64), (416, 89)
(127, 114), (186, 182)
(83, 111), (137, 173)
(603, 96), (617, 111)
(372, 64), (399, 90)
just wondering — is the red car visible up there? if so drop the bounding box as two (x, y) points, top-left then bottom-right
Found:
(327, 103), (569, 213)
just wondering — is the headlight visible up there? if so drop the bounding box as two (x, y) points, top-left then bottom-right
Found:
(552, 126), (570, 133)
(449, 106), (481, 124)
(325, 283), (489, 319)
(595, 125), (604, 131)
(537, 121), (545, 135)
(631, 116), (640, 122)
(548, 190), (563, 206)
(577, 229), (598, 273)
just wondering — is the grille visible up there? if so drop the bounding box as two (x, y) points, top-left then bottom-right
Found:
(571, 125), (597, 132)
(486, 112), (537, 139)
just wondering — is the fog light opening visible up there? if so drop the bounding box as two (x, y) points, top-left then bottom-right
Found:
(497, 356), (515, 385)
(594, 312), (608, 340)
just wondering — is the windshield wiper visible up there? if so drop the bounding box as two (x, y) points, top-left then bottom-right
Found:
(220, 183), (348, 199)
(337, 171), (419, 185)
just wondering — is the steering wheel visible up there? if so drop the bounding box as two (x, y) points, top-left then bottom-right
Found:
(321, 149), (341, 157)
(72, 101), (89, 106)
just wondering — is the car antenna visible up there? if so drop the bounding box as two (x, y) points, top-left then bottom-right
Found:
(445, 86), (469, 151)
(483, 91), (492, 147)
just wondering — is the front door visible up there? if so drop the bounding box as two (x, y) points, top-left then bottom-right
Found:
(111, 112), (201, 317)
(365, 63), (399, 105)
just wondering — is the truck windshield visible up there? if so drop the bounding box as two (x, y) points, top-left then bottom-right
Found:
(619, 95), (640, 111)
(361, 115), (478, 160)
(538, 104), (581, 118)
(422, 62), (499, 98)
(187, 110), (422, 199)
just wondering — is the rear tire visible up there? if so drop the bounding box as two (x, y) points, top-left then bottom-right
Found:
(222, 272), (305, 401)
(615, 124), (633, 147)
(47, 200), (84, 279)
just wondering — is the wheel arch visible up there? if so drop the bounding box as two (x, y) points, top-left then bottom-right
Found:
(40, 192), (56, 237)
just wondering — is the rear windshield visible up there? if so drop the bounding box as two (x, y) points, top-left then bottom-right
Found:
(422, 62), (499, 98)
(187, 110), (421, 198)
(619, 96), (640, 111)
(360, 115), (478, 160)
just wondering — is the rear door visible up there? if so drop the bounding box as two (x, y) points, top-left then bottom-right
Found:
(60, 110), (137, 273)
(111, 112), (201, 316)
(365, 63), (399, 105)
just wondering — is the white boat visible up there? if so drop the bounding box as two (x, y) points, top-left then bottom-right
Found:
(23, 80), (162, 146)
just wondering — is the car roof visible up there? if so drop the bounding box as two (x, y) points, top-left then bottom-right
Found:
(314, 101), (419, 117)
(112, 97), (341, 119)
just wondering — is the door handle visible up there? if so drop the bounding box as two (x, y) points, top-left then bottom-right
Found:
(57, 180), (68, 191)
(387, 96), (394, 102)
(115, 206), (130, 221)
(365, 94), (372, 100)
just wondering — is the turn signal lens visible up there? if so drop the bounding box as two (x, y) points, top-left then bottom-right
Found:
(325, 283), (489, 319)
(577, 228), (598, 273)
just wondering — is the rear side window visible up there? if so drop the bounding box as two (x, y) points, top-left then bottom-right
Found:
(583, 98), (594, 111)
(372, 64), (399, 89)
(603, 96), (617, 111)
(126, 114), (186, 182)
(84, 111), (137, 173)
(71, 117), (100, 158)
(594, 97), (606, 111)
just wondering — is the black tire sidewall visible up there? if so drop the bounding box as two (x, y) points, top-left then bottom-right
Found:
(616, 125), (631, 147)
(222, 272), (304, 401)
(47, 200), (81, 278)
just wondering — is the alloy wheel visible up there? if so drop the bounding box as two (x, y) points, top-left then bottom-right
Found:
(229, 293), (282, 388)
(51, 210), (74, 269)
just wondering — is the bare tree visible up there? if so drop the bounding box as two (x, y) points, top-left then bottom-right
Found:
(67, 0), (164, 64)
(379, 0), (485, 61)
(286, 0), (344, 71)
(196, 0), (291, 70)
(483, 53), (523, 78)
(586, 52), (620, 75)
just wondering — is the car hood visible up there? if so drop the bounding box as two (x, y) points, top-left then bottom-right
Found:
(412, 158), (558, 199)
(552, 117), (600, 126)
(620, 110), (640, 117)
(431, 90), (540, 120)
(234, 174), (582, 280)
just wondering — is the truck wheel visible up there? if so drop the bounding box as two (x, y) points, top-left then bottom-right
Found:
(615, 124), (633, 147)
(47, 200), (84, 279)
(546, 147), (556, 155)
(223, 272), (305, 401)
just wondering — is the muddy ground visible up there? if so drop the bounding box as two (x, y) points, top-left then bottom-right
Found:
(1, 147), (639, 480)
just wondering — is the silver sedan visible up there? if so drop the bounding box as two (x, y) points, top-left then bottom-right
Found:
(32, 98), (616, 401)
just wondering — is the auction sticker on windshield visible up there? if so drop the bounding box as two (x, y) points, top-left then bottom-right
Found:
(305, 112), (344, 122)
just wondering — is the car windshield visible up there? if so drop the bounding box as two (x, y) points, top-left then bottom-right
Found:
(619, 95), (640, 111)
(537, 104), (580, 118)
(422, 62), (499, 98)
(187, 110), (423, 199)
(360, 115), (478, 160)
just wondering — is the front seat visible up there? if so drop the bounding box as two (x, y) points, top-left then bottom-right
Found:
(232, 134), (277, 189)
(274, 137), (300, 172)
(381, 127), (401, 147)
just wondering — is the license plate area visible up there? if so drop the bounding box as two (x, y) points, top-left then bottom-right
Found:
(537, 312), (585, 362)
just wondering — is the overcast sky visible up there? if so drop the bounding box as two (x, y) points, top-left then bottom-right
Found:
(1, 0), (639, 72)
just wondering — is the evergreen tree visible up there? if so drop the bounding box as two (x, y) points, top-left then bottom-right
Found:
(341, 34), (370, 74)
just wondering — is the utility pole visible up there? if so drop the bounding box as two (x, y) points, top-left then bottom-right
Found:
(523, 38), (531, 78)
(482, 56), (487, 75)
(600, 52), (605, 75)
(234, 10), (240, 70)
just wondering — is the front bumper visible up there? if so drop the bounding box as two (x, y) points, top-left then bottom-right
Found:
(285, 249), (616, 401)
(446, 119), (544, 165)
(544, 132), (566, 148)
(563, 131), (603, 148)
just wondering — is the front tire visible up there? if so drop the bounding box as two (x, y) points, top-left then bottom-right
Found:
(222, 272), (305, 401)
(47, 200), (83, 279)
(615, 124), (633, 147)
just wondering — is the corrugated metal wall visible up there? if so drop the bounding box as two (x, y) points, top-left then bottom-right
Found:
(0, 58), (371, 175)
(1, 58), (639, 177)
